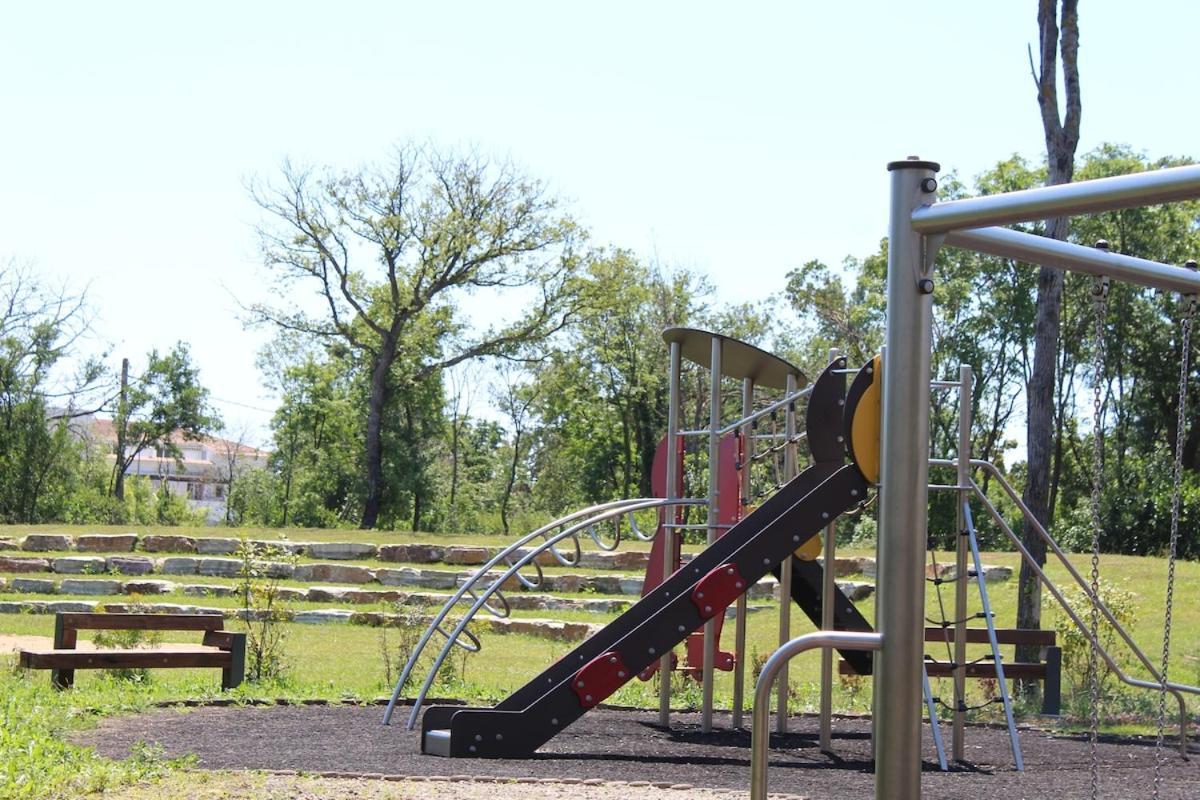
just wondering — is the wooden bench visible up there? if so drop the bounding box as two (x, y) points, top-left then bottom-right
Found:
(839, 627), (1062, 715)
(18, 612), (246, 690)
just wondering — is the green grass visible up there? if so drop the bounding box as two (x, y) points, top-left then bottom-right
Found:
(2, 543), (1198, 798)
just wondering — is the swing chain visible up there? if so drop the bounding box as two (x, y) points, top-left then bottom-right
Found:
(1154, 290), (1195, 797)
(1088, 273), (1109, 800)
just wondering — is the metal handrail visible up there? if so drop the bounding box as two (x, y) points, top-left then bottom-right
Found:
(751, 631), (883, 800)
(933, 457), (1198, 752)
(718, 383), (814, 436)
(383, 495), (706, 728)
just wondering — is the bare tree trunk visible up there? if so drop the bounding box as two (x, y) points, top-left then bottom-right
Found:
(501, 428), (522, 536)
(1017, 0), (1081, 683)
(361, 340), (396, 530)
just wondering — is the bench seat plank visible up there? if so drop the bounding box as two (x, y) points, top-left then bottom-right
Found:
(20, 649), (231, 670)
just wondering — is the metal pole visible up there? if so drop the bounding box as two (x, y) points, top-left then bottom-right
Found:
(659, 341), (682, 726)
(912, 163), (1200, 234)
(875, 157), (939, 800)
(732, 376), (754, 728)
(819, 347), (840, 752)
(701, 336), (722, 733)
(751, 631), (882, 800)
(775, 371), (797, 733)
(944, 226), (1200, 295)
(952, 365), (971, 760)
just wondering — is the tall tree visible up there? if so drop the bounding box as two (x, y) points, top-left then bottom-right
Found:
(110, 342), (222, 500)
(251, 146), (581, 529)
(1017, 0), (1082, 669)
(0, 261), (105, 522)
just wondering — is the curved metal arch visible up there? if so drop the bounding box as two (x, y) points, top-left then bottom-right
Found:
(382, 496), (706, 728)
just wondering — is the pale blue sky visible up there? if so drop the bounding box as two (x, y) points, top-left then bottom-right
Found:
(4, 1), (1197, 443)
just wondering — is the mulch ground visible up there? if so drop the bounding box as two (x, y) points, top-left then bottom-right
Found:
(78, 703), (1200, 799)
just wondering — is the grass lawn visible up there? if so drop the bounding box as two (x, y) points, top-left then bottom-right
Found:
(3, 535), (1199, 800)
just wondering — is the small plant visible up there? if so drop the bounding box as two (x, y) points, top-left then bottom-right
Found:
(92, 598), (161, 683)
(236, 535), (297, 683)
(378, 604), (428, 689)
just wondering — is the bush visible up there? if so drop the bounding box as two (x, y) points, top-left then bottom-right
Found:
(236, 535), (297, 683)
(1048, 579), (1138, 720)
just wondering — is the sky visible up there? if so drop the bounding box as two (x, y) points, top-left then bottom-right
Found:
(3, 1), (1198, 447)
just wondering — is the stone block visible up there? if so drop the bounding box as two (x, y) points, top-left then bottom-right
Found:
(580, 598), (631, 614)
(76, 534), (137, 552)
(251, 539), (305, 556)
(376, 567), (420, 587)
(182, 583), (236, 598)
(378, 543), (445, 563)
(583, 576), (622, 595)
(307, 542), (378, 560)
(442, 546), (490, 566)
(544, 574), (584, 593)
(51, 556), (108, 574)
(60, 579), (122, 595)
(293, 563), (375, 584)
(344, 589), (397, 604)
(617, 577), (644, 595)
(836, 581), (876, 601)
(294, 609), (353, 624)
(259, 561), (295, 579)
(122, 580), (176, 595)
(305, 586), (353, 603)
(0, 601), (35, 613)
(0, 538), (19, 550)
(275, 587), (307, 602)
(105, 556), (155, 575)
(195, 538), (239, 555)
(140, 535), (197, 553)
(159, 557), (200, 575)
(197, 558), (242, 578)
(0, 556), (50, 573)
(860, 558), (879, 579)
(978, 564), (1013, 582)
(21, 534), (72, 552)
(45, 600), (98, 613)
(11, 577), (57, 594)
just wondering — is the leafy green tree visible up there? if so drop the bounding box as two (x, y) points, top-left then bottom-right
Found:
(0, 262), (105, 522)
(250, 146), (583, 529)
(110, 343), (222, 501)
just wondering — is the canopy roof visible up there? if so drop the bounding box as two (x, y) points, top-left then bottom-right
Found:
(661, 327), (806, 390)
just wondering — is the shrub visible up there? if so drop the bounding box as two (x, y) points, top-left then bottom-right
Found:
(235, 535), (296, 683)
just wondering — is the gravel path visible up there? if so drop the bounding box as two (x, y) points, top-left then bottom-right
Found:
(78, 704), (1200, 800)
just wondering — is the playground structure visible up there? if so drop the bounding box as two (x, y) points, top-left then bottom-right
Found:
(384, 160), (1200, 799)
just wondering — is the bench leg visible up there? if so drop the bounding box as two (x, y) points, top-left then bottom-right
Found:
(51, 615), (77, 690)
(223, 633), (246, 690)
(1041, 646), (1062, 715)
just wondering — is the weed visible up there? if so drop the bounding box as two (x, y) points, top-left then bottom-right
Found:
(236, 534), (297, 683)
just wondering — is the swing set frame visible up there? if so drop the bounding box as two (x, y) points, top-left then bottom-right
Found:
(873, 159), (1200, 800)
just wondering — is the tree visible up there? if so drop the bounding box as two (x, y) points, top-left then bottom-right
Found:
(494, 363), (536, 536)
(0, 261), (106, 522)
(1017, 0), (1082, 671)
(110, 343), (221, 501)
(250, 146), (582, 529)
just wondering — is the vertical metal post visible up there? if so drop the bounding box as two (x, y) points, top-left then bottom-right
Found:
(820, 347), (840, 752)
(776, 372), (798, 733)
(874, 157), (939, 800)
(952, 365), (972, 760)
(659, 341), (682, 726)
(701, 336), (722, 733)
(732, 376), (754, 728)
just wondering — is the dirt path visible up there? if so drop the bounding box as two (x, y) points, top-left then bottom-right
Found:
(77, 704), (1200, 799)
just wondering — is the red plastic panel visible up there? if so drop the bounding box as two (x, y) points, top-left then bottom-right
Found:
(691, 563), (747, 620)
(571, 650), (632, 709)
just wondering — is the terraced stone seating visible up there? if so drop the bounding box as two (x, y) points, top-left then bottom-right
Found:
(18, 612), (245, 689)
(0, 533), (967, 643)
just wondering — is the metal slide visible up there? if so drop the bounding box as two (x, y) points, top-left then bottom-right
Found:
(413, 360), (874, 758)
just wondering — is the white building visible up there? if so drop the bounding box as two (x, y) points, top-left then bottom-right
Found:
(85, 417), (270, 522)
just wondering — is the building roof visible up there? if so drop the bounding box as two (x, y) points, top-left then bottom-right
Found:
(88, 418), (270, 459)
